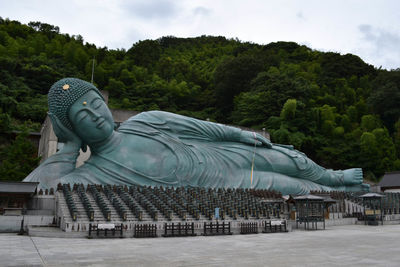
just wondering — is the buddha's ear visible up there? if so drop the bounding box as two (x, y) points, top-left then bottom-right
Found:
(81, 143), (88, 152)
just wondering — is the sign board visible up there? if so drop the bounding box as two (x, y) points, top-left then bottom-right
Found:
(365, 209), (381, 215)
(271, 220), (284, 226)
(98, 224), (115, 230)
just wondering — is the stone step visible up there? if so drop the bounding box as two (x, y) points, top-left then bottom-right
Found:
(86, 192), (114, 221)
(72, 193), (90, 221)
(57, 188), (282, 225)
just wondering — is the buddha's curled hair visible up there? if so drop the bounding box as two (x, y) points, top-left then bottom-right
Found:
(48, 78), (104, 130)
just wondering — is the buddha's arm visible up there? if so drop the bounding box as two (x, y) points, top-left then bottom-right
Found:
(128, 111), (271, 147)
(23, 142), (80, 187)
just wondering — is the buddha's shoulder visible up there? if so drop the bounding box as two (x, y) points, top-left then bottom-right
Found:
(127, 110), (193, 123)
(127, 110), (169, 120)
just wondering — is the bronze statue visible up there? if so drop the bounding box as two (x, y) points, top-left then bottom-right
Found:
(24, 78), (368, 195)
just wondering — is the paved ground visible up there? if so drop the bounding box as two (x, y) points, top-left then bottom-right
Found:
(1, 224), (400, 267)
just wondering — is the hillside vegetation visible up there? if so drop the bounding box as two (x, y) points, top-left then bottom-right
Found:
(1, 18), (400, 182)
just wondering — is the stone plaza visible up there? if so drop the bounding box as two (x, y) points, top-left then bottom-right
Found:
(1, 224), (400, 266)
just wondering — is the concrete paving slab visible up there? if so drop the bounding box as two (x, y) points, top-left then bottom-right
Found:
(0, 234), (43, 266)
(1, 225), (400, 266)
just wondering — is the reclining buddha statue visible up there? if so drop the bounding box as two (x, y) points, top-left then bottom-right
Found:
(24, 78), (368, 195)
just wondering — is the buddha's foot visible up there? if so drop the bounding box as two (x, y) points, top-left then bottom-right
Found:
(360, 183), (370, 191)
(343, 168), (363, 185)
(323, 168), (363, 186)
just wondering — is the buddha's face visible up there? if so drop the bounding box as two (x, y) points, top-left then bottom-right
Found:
(68, 91), (114, 144)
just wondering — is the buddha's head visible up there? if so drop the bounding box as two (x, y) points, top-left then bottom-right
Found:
(48, 78), (114, 144)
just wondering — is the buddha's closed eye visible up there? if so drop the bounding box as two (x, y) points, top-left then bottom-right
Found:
(92, 98), (103, 109)
(77, 111), (89, 122)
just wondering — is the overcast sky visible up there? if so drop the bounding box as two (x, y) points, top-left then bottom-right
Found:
(1, 0), (399, 70)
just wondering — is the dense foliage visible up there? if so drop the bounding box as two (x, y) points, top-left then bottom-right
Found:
(0, 18), (399, 182)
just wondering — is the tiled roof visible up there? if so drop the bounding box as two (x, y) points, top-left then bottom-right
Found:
(0, 181), (39, 194)
(378, 171), (400, 188)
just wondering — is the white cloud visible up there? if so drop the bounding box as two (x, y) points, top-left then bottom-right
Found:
(357, 24), (400, 70)
(120, 0), (178, 20)
(193, 7), (211, 16)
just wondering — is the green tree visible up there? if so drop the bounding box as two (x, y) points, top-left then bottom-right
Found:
(0, 131), (40, 181)
(127, 39), (161, 69)
(360, 114), (381, 132)
(359, 132), (380, 175)
(394, 119), (400, 159)
(369, 71), (400, 132)
(280, 99), (297, 120)
(214, 54), (264, 121)
(0, 112), (11, 133)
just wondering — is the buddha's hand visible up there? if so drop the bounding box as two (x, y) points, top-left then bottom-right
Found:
(239, 131), (272, 148)
(48, 112), (82, 153)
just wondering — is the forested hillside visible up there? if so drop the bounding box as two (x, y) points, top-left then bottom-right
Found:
(1, 18), (400, 182)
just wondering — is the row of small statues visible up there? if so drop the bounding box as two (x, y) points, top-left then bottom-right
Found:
(59, 183), (284, 199)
